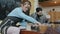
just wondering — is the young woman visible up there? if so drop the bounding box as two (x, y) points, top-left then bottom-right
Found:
(0, 1), (41, 34)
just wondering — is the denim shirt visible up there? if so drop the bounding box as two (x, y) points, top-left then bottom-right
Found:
(8, 7), (38, 26)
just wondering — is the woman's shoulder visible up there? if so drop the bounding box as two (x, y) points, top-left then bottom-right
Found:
(15, 7), (22, 9)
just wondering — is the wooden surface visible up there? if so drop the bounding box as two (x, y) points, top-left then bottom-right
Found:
(39, 1), (60, 7)
(20, 30), (40, 34)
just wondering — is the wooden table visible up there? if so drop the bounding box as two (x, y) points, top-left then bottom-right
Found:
(20, 30), (40, 34)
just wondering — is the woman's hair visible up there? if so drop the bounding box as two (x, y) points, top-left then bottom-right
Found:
(23, 9), (30, 16)
(21, 1), (31, 15)
(21, 1), (31, 6)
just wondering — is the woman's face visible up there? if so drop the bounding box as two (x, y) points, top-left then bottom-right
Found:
(22, 2), (31, 12)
